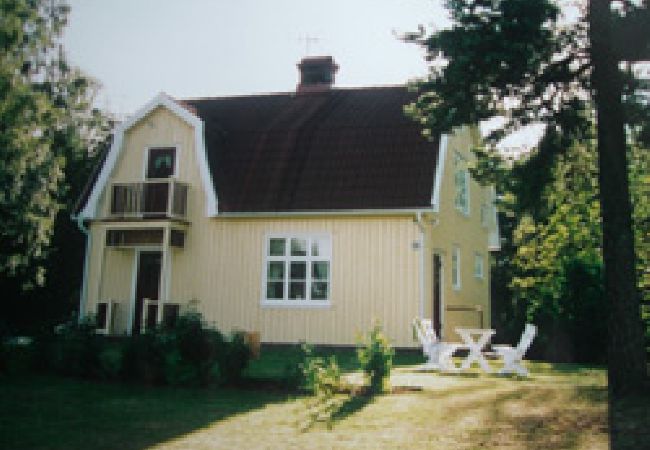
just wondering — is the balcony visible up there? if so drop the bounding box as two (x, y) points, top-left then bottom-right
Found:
(110, 180), (188, 219)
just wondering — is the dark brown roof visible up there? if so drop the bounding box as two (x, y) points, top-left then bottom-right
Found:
(185, 86), (439, 212)
(75, 86), (440, 216)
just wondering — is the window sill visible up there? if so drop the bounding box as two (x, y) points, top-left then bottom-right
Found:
(261, 300), (331, 309)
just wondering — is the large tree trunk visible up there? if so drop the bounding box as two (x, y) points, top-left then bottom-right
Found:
(590, 0), (647, 397)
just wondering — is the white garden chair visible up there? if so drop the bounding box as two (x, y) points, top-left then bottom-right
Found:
(412, 318), (462, 372)
(492, 323), (537, 376)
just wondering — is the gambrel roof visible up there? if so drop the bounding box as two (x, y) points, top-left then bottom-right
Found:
(75, 86), (445, 217)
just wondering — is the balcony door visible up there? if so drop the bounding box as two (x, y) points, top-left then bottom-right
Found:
(132, 250), (162, 334)
(144, 147), (176, 215)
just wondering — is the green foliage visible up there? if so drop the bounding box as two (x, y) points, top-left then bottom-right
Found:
(120, 312), (250, 386)
(357, 322), (393, 394)
(0, 0), (111, 291)
(407, 1), (649, 384)
(490, 137), (648, 363)
(21, 311), (251, 387)
(39, 317), (105, 378)
(298, 344), (344, 430)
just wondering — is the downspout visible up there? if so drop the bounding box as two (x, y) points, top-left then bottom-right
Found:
(415, 212), (426, 319)
(75, 215), (91, 323)
(414, 212), (441, 321)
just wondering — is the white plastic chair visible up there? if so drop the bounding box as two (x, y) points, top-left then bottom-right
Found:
(492, 324), (537, 376)
(412, 318), (461, 371)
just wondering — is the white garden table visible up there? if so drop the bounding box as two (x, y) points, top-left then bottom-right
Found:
(455, 328), (496, 373)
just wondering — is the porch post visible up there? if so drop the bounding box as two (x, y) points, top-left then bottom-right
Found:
(158, 225), (172, 324)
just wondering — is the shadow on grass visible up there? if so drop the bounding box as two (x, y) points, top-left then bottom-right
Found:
(0, 374), (290, 450)
(331, 393), (374, 423)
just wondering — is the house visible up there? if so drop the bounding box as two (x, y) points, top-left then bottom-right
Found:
(73, 56), (499, 347)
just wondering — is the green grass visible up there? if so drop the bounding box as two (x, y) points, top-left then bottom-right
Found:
(0, 349), (646, 450)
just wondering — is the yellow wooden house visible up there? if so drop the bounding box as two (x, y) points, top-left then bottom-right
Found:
(73, 57), (499, 347)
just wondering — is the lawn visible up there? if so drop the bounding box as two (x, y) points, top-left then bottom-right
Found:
(1, 349), (647, 450)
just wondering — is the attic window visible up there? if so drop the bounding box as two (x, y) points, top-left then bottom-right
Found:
(147, 147), (176, 179)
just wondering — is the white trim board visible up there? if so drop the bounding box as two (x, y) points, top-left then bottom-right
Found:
(77, 92), (218, 220)
(431, 134), (448, 212)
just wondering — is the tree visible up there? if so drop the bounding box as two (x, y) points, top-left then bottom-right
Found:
(0, 0), (108, 290)
(0, 0), (111, 333)
(405, 0), (649, 395)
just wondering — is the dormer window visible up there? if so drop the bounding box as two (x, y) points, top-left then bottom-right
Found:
(147, 147), (176, 179)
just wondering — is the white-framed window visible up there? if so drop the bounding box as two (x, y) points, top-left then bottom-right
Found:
(454, 152), (470, 215)
(262, 234), (331, 306)
(474, 252), (484, 279)
(452, 245), (461, 290)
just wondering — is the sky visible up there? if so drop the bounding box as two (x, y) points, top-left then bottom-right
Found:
(63, 0), (450, 116)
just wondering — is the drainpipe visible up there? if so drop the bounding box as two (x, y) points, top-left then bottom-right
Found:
(414, 212), (440, 321)
(75, 215), (91, 323)
(415, 212), (426, 319)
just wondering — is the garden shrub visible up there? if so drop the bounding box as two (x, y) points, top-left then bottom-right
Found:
(97, 344), (123, 380)
(0, 337), (35, 375)
(42, 318), (106, 378)
(357, 322), (393, 394)
(24, 310), (251, 387)
(120, 332), (166, 384)
(299, 346), (343, 430)
(222, 331), (252, 384)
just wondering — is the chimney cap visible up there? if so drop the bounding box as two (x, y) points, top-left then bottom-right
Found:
(297, 56), (339, 93)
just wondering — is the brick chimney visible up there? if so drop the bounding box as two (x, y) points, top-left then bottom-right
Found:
(297, 56), (339, 93)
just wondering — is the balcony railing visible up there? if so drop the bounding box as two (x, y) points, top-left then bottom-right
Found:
(110, 180), (188, 219)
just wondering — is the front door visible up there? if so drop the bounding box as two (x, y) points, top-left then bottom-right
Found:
(432, 253), (443, 337)
(133, 250), (162, 334)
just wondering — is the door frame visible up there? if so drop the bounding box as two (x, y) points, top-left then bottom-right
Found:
(128, 247), (163, 335)
(432, 251), (445, 339)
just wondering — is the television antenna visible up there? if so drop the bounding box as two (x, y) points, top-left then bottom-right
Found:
(298, 34), (321, 56)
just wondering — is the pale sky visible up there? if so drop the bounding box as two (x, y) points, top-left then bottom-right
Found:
(64, 0), (449, 116)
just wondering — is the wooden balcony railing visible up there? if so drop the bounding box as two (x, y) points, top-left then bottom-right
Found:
(110, 180), (188, 219)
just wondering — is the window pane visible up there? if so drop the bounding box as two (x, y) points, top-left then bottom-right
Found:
(267, 262), (284, 280)
(266, 282), (284, 300)
(147, 147), (175, 179)
(290, 262), (306, 279)
(290, 238), (307, 256)
(269, 238), (285, 256)
(312, 262), (329, 280)
(311, 237), (331, 257)
(311, 282), (329, 300)
(289, 282), (306, 299)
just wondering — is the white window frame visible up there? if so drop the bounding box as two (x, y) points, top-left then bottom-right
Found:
(261, 233), (332, 308)
(452, 245), (461, 290)
(143, 145), (179, 180)
(474, 252), (484, 280)
(454, 152), (470, 216)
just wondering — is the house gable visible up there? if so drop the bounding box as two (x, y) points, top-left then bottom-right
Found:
(75, 92), (217, 220)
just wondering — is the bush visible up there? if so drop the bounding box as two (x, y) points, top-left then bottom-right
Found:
(222, 331), (252, 384)
(98, 345), (123, 380)
(299, 345), (343, 430)
(0, 337), (35, 375)
(121, 312), (251, 387)
(26, 310), (251, 388)
(357, 322), (393, 394)
(40, 318), (106, 378)
(120, 332), (166, 384)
